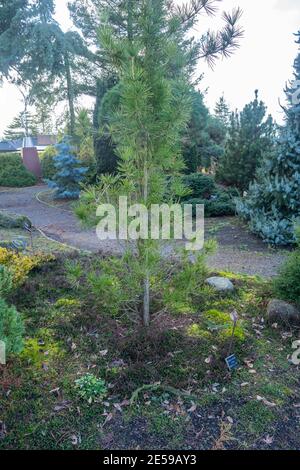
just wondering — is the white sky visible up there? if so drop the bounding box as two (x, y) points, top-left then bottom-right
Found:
(0, 0), (299, 137)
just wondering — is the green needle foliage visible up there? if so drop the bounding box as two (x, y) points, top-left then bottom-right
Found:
(76, 0), (242, 326)
(0, 266), (13, 299)
(0, 298), (24, 357)
(217, 90), (275, 191)
(0, 265), (24, 358)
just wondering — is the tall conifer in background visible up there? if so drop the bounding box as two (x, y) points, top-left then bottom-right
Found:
(217, 90), (275, 191)
(214, 94), (231, 128)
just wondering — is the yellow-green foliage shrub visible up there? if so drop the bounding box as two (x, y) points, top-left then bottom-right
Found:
(0, 247), (54, 285)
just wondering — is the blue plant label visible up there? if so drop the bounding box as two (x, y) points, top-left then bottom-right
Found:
(225, 354), (238, 371)
(23, 223), (32, 232)
(11, 238), (28, 251)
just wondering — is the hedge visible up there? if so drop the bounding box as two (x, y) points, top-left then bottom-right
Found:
(0, 153), (37, 187)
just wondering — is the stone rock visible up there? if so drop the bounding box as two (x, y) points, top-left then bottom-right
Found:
(267, 299), (300, 325)
(206, 277), (234, 293)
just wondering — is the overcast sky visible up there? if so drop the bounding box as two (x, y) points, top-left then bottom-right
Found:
(0, 0), (299, 137)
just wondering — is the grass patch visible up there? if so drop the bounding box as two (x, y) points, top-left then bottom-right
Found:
(238, 401), (277, 435)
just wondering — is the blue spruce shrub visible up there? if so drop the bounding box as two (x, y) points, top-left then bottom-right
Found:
(237, 136), (300, 246)
(47, 137), (88, 199)
(237, 32), (300, 246)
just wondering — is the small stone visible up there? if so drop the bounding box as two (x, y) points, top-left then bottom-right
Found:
(267, 299), (300, 326)
(206, 277), (234, 293)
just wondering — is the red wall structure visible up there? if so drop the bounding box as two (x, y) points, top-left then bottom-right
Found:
(22, 147), (42, 179)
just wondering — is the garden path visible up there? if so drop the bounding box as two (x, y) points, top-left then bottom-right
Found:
(0, 185), (288, 277)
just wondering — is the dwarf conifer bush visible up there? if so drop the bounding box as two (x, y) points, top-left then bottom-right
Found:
(0, 247), (54, 286)
(0, 298), (24, 356)
(182, 174), (216, 199)
(273, 251), (300, 306)
(180, 173), (237, 217)
(0, 266), (13, 298)
(0, 211), (31, 229)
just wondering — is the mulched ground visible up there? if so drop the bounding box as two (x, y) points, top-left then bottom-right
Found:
(98, 392), (300, 450)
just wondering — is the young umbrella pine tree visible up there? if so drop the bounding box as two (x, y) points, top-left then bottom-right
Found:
(237, 31), (300, 245)
(76, 0), (243, 326)
(100, 0), (193, 326)
(47, 137), (88, 199)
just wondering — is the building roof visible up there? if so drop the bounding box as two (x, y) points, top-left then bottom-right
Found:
(0, 135), (57, 153)
(36, 135), (56, 146)
(0, 140), (22, 152)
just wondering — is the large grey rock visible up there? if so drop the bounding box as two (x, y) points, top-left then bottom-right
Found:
(267, 299), (300, 325)
(206, 276), (234, 293)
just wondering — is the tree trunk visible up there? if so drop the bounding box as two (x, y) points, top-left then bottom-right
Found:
(141, 158), (150, 327)
(64, 51), (76, 136)
(24, 100), (29, 137)
(143, 274), (150, 327)
(127, 0), (133, 41)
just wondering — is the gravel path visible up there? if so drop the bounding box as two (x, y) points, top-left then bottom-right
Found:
(0, 185), (110, 252)
(0, 185), (288, 277)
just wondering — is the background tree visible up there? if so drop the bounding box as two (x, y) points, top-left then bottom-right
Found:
(69, 0), (146, 174)
(74, 108), (96, 181)
(0, 0), (91, 136)
(214, 94), (231, 128)
(0, 0), (29, 79)
(3, 111), (38, 140)
(70, 0), (243, 177)
(237, 32), (300, 245)
(183, 90), (226, 173)
(32, 98), (55, 135)
(93, 77), (119, 175)
(217, 90), (275, 191)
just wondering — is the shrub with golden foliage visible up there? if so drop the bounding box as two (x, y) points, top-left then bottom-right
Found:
(0, 248), (54, 285)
